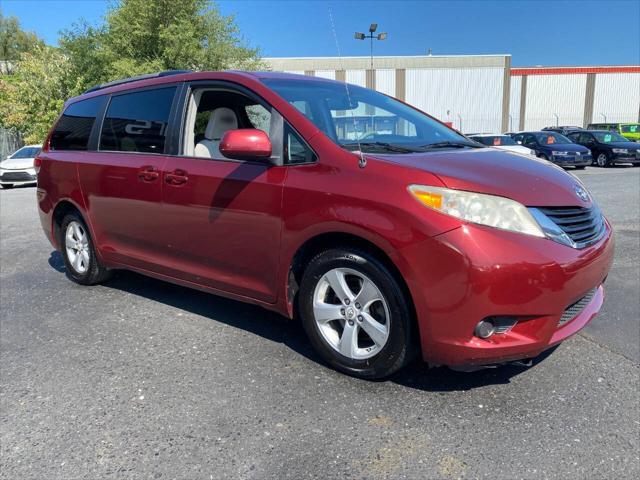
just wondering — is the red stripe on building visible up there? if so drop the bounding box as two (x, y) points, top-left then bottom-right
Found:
(511, 66), (640, 76)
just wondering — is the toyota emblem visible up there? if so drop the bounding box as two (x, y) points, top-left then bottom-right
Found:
(574, 185), (590, 202)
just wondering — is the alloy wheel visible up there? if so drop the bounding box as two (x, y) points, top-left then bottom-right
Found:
(65, 221), (90, 274)
(597, 153), (608, 167)
(312, 267), (390, 360)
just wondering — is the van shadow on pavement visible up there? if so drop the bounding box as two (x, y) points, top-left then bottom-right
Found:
(48, 250), (553, 392)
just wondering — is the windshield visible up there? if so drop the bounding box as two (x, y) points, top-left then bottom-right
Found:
(594, 131), (628, 143)
(620, 124), (639, 134)
(10, 146), (41, 159)
(533, 132), (572, 145)
(471, 135), (517, 146)
(262, 78), (477, 153)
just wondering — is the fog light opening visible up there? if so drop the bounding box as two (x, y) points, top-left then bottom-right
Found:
(475, 320), (495, 339)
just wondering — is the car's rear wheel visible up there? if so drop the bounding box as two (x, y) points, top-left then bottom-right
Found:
(596, 152), (610, 167)
(298, 248), (414, 379)
(0, 184), (14, 189)
(60, 212), (111, 285)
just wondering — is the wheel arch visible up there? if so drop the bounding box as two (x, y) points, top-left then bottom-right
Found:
(51, 199), (89, 250)
(287, 232), (417, 331)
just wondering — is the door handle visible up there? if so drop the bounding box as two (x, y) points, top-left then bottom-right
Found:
(165, 169), (188, 186)
(137, 165), (159, 182)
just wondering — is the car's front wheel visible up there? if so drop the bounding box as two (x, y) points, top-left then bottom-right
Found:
(298, 248), (414, 379)
(60, 212), (111, 285)
(596, 152), (611, 167)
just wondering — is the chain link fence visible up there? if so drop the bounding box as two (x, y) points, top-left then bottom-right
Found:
(0, 128), (24, 161)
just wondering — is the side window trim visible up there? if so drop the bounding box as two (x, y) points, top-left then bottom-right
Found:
(88, 95), (109, 151)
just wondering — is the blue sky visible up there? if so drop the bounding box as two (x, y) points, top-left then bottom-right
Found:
(3, 0), (639, 66)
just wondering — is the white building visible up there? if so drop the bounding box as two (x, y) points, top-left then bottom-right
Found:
(264, 55), (640, 133)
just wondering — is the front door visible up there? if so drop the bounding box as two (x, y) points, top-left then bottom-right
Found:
(159, 86), (286, 302)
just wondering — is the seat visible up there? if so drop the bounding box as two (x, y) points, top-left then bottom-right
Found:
(194, 107), (239, 159)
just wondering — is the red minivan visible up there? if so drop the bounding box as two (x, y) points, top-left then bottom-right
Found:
(36, 70), (614, 378)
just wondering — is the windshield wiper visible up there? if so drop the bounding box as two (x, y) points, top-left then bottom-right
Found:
(420, 141), (481, 150)
(340, 141), (421, 154)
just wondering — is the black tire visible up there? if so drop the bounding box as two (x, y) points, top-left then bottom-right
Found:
(1, 184), (14, 189)
(59, 212), (111, 285)
(596, 152), (611, 167)
(298, 248), (414, 379)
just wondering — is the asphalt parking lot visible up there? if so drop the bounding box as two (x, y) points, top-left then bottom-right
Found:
(1, 167), (639, 479)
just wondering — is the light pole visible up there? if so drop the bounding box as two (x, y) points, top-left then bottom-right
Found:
(599, 112), (607, 122)
(355, 23), (387, 70)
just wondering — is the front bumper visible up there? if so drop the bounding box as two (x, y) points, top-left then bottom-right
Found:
(612, 152), (640, 164)
(401, 221), (614, 367)
(550, 154), (592, 167)
(0, 169), (37, 185)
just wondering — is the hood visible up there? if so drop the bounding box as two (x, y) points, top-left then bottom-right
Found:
(496, 145), (534, 155)
(539, 143), (589, 153)
(369, 148), (592, 207)
(0, 156), (36, 170)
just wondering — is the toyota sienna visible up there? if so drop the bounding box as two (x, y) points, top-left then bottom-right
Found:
(36, 71), (614, 379)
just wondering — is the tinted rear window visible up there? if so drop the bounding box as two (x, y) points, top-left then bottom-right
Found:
(50, 96), (106, 151)
(99, 87), (176, 153)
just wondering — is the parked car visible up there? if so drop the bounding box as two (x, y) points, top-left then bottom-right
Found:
(0, 144), (41, 189)
(567, 130), (640, 167)
(468, 134), (535, 156)
(587, 123), (640, 143)
(36, 71), (613, 379)
(542, 126), (583, 135)
(510, 131), (592, 169)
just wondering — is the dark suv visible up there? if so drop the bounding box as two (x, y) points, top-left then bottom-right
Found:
(567, 130), (640, 167)
(510, 131), (591, 169)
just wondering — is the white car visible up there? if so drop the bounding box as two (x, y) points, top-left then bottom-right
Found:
(468, 134), (535, 156)
(0, 145), (41, 189)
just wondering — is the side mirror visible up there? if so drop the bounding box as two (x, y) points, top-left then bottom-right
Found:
(219, 129), (272, 161)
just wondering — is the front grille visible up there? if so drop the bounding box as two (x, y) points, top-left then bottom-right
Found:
(0, 171), (35, 182)
(537, 206), (605, 247)
(559, 288), (597, 326)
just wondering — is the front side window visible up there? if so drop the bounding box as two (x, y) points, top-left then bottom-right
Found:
(184, 88), (274, 160)
(262, 78), (477, 154)
(100, 87), (176, 153)
(50, 96), (106, 151)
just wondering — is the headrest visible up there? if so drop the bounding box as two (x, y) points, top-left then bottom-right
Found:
(205, 107), (238, 140)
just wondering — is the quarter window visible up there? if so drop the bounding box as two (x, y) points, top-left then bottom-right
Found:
(50, 96), (106, 151)
(100, 87), (176, 153)
(285, 125), (316, 164)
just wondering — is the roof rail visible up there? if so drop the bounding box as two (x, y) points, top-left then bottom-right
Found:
(83, 70), (192, 94)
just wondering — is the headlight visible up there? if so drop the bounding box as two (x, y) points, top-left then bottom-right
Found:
(612, 148), (628, 154)
(408, 185), (545, 238)
(552, 151), (568, 156)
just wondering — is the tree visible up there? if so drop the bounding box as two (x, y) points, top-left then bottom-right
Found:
(0, 10), (44, 61)
(0, 45), (82, 143)
(60, 0), (262, 89)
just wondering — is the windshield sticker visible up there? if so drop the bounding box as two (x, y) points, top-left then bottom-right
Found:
(604, 134), (612, 143)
